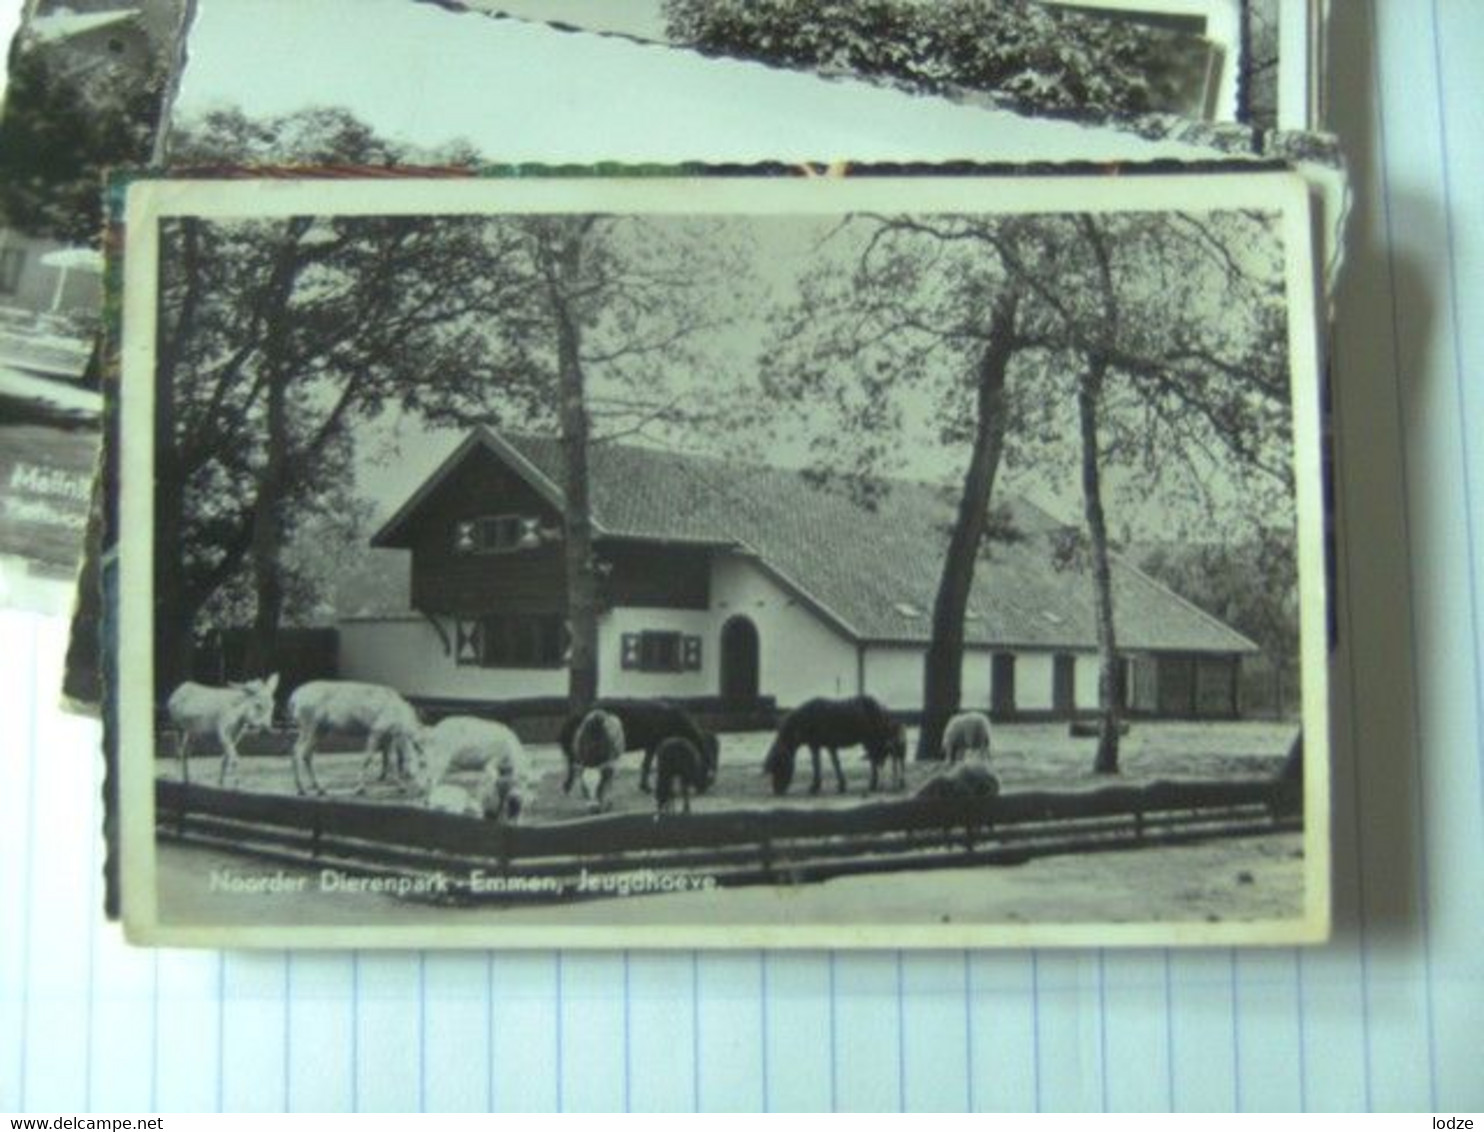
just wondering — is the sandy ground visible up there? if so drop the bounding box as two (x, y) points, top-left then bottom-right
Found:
(156, 833), (1306, 929)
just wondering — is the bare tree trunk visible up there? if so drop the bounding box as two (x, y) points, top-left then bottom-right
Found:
(549, 225), (600, 713)
(243, 223), (308, 681)
(153, 218), (200, 697)
(916, 289), (1019, 761)
(244, 374), (288, 679)
(154, 407), (194, 693)
(1079, 358), (1122, 775)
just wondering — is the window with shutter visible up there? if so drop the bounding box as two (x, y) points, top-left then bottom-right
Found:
(454, 514), (545, 555)
(620, 633), (640, 670)
(682, 635), (702, 672)
(476, 613), (565, 668)
(637, 631), (683, 672)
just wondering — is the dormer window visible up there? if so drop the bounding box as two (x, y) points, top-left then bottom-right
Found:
(454, 514), (543, 555)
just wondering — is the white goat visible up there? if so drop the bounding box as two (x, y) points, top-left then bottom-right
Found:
(941, 711), (993, 765)
(287, 680), (423, 796)
(419, 716), (537, 824)
(426, 782), (480, 818)
(166, 674), (279, 787)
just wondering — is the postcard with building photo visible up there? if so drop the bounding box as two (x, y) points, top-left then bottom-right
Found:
(468, 0), (1224, 121)
(153, 0), (1347, 265)
(113, 170), (1330, 949)
(0, 0), (186, 599)
(156, 0), (1345, 270)
(465, 0), (1306, 128)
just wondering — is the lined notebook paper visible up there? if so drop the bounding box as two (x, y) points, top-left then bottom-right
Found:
(2, 0), (1482, 1112)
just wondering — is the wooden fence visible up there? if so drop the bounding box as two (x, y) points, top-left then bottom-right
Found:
(156, 775), (1302, 905)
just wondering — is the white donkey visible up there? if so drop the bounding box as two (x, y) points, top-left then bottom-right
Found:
(166, 674), (279, 787)
(287, 680), (423, 796)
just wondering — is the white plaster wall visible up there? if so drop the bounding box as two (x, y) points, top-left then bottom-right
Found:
(962, 650), (993, 712)
(861, 646), (919, 710)
(338, 616), (564, 700)
(597, 607), (717, 698)
(343, 556), (882, 708)
(710, 555), (858, 708)
(1017, 653), (1055, 711)
(861, 647), (995, 712)
(1075, 654), (1103, 710)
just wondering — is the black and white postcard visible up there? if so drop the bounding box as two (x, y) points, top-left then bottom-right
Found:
(115, 171), (1330, 948)
(156, 0), (1346, 276)
(462, 0), (1309, 129)
(482, 0), (1226, 120)
(0, 0), (186, 603)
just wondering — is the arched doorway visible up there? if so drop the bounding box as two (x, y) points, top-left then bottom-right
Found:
(720, 616), (760, 703)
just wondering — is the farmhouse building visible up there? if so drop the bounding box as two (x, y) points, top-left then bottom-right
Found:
(342, 427), (1258, 720)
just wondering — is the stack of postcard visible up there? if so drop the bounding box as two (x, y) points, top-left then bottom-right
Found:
(0, 0), (1343, 948)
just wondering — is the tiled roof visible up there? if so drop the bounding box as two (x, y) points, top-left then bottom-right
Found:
(380, 427), (1259, 654)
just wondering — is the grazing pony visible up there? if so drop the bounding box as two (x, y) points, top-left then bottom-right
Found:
(941, 711), (993, 765)
(569, 709), (626, 812)
(287, 680), (423, 796)
(867, 718), (909, 793)
(559, 699), (718, 796)
(166, 674), (279, 787)
(762, 696), (902, 796)
(652, 735), (714, 816)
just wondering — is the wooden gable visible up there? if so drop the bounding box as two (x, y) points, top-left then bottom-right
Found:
(405, 444), (567, 618)
(387, 434), (712, 617)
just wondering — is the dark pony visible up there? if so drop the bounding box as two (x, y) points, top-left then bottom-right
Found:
(653, 736), (715, 816)
(762, 696), (905, 796)
(559, 698), (719, 795)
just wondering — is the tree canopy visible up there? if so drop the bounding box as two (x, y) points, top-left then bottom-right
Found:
(663, 0), (1215, 117)
(0, 45), (167, 244)
(155, 109), (757, 691)
(762, 207), (1294, 762)
(154, 203), (543, 683)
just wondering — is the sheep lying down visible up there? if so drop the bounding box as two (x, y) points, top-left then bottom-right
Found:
(419, 716), (538, 823)
(914, 760), (1001, 800)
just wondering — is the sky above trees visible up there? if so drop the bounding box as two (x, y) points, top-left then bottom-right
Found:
(351, 207), (1294, 552)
